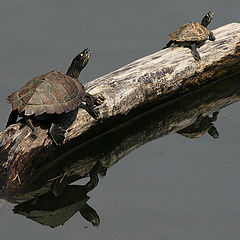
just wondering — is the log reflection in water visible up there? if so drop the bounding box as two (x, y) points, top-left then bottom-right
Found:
(13, 161), (101, 228)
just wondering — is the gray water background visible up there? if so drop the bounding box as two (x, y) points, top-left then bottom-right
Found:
(0, 0), (240, 239)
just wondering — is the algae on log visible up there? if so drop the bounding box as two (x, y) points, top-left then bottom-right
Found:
(0, 23), (240, 186)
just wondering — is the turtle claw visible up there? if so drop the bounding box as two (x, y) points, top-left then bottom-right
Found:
(83, 92), (103, 119)
(93, 93), (105, 106)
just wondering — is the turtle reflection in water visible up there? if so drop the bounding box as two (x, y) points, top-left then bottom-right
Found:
(13, 162), (101, 228)
(177, 112), (219, 139)
(163, 11), (215, 60)
(6, 48), (102, 146)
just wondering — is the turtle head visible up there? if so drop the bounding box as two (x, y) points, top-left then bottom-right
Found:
(207, 126), (219, 138)
(66, 48), (92, 79)
(78, 48), (91, 69)
(201, 11), (214, 27)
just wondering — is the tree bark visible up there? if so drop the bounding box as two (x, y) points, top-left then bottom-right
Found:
(0, 22), (240, 191)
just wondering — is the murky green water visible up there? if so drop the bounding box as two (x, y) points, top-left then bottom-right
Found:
(0, 1), (240, 239)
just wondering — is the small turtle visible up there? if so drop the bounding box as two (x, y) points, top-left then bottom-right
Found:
(177, 112), (219, 139)
(164, 11), (215, 60)
(6, 49), (99, 145)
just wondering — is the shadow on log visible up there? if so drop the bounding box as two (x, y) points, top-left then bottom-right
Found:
(0, 73), (240, 227)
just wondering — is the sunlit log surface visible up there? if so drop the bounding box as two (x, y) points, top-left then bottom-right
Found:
(0, 23), (240, 195)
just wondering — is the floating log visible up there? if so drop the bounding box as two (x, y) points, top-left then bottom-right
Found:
(0, 23), (240, 192)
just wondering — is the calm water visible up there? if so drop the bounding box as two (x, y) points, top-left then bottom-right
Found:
(0, 0), (240, 239)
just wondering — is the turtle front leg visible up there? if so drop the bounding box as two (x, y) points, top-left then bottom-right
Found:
(83, 93), (99, 119)
(92, 93), (105, 106)
(6, 110), (18, 127)
(190, 43), (201, 61)
(209, 32), (215, 41)
(163, 40), (173, 49)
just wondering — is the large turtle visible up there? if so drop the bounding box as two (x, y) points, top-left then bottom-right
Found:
(177, 112), (219, 139)
(164, 11), (215, 60)
(6, 48), (99, 145)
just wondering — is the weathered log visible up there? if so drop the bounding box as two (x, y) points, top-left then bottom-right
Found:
(0, 23), (240, 190)
(1, 73), (240, 204)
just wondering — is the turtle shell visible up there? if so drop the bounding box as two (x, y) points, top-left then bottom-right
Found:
(8, 70), (85, 116)
(177, 129), (209, 138)
(177, 118), (213, 138)
(168, 22), (210, 42)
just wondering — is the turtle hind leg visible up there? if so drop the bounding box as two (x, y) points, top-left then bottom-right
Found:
(6, 110), (18, 127)
(190, 43), (201, 61)
(209, 32), (215, 41)
(49, 122), (65, 146)
(83, 93), (99, 120)
(163, 40), (173, 49)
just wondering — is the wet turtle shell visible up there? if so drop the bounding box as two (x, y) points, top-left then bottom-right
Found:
(8, 70), (86, 117)
(168, 22), (210, 42)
